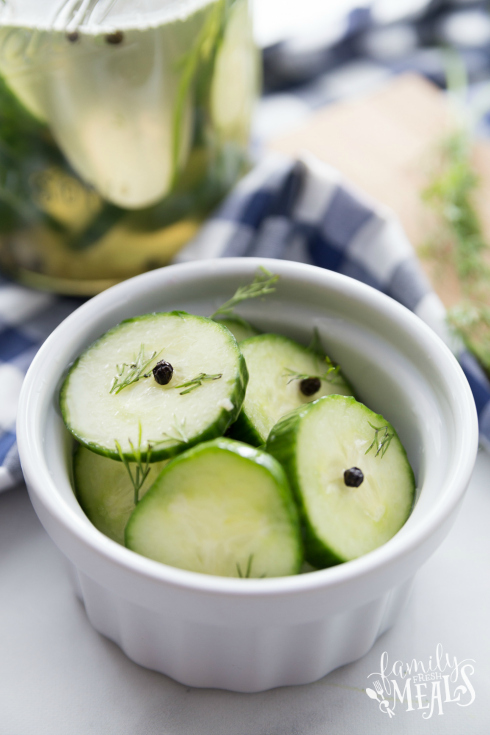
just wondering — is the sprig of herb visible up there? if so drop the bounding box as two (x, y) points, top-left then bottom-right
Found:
(447, 301), (490, 370)
(365, 422), (394, 459)
(283, 356), (340, 385)
(174, 372), (223, 395)
(210, 267), (279, 320)
(236, 554), (254, 578)
(109, 344), (162, 395)
(115, 422), (152, 505)
(307, 327), (324, 358)
(422, 128), (490, 376)
(422, 129), (490, 293)
(236, 554), (266, 578)
(421, 55), (490, 377)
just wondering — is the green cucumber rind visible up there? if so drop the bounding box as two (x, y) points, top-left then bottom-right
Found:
(266, 401), (341, 567)
(125, 437), (304, 575)
(228, 407), (264, 446)
(60, 312), (249, 463)
(266, 395), (416, 568)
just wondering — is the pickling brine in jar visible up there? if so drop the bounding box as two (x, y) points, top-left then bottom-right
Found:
(0, 0), (259, 294)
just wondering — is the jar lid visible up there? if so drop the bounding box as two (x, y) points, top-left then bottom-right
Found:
(0, 0), (215, 32)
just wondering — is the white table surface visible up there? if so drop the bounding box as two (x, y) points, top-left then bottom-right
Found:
(1, 449), (489, 735)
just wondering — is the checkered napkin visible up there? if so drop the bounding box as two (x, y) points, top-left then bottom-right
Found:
(177, 152), (490, 447)
(256, 1), (490, 144)
(0, 287), (83, 491)
(0, 151), (489, 492)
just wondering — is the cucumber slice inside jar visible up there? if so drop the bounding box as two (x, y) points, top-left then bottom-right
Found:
(266, 395), (415, 567)
(60, 312), (248, 462)
(74, 446), (168, 545)
(231, 333), (354, 445)
(210, 0), (258, 144)
(125, 438), (303, 578)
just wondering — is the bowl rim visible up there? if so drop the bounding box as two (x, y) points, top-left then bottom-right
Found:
(17, 257), (479, 597)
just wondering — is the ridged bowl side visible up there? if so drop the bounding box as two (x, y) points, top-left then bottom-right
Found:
(73, 565), (413, 692)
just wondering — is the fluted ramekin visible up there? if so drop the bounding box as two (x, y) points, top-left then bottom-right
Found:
(17, 258), (478, 692)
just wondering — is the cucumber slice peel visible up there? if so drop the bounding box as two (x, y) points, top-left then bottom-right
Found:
(125, 438), (303, 578)
(266, 395), (415, 567)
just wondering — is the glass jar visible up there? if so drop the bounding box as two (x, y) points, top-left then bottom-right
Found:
(0, 0), (258, 294)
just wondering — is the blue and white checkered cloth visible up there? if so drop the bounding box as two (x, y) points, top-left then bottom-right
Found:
(177, 152), (490, 447)
(2, 150), (488, 492)
(255, 1), (490, 145)
(0, 287), (83, 490)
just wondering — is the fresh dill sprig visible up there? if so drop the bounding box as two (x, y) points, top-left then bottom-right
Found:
(115, 422), (152, 505)
(174, 372), (222, 395)
(283, 356), (340, 385)
(236, 554), (266, 578)
(210, 267), (279, 320)
(109, 344), (162, 395)
(422, 128), (490, 293)
(447, 300), (490, 371)
(421, 54), (490, 376)
(307, 327), (324, 358)
(422, 126), (490, 376)
(236, 554), (254, 578)
(365, 422), (394, 459)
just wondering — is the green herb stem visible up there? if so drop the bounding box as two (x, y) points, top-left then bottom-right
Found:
(365, 422), (394, 459)
(422, 125), (490, 376)
(307, 327), (324, 358)
(110, 344), (163, 395)
(115, 422), (152, 505)
(283, 356), (340, 385)
(211, 267), (279, 320)
(422, 129), (490, 292)
(174, 372), (222, 395)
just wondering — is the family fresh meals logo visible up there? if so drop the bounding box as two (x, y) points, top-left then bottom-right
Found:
(365, 644), (476, 719)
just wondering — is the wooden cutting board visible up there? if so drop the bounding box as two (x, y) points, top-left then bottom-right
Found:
(270, 73), (490, 308)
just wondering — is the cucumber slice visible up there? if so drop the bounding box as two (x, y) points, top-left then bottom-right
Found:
(125, 438), (303, 578)
(232, 334), (354, 445)
(60, 312), (248, 462)
(210, 0), (258, 144)
(213, 316), (260, 342)
(0, 12), (207, 208)
(266, 395), (415, 567)
(74, 446), (167, 545)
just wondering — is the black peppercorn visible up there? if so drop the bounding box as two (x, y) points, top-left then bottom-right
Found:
(343, 467), (364, 487)
(66, 31), (79, 43)
(152, 360), (173, 385)
(105, 31), (124, 44)
(300, 377), (321, 396)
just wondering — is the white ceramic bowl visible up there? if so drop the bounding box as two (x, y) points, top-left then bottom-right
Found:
(17, 258), (478, 692)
